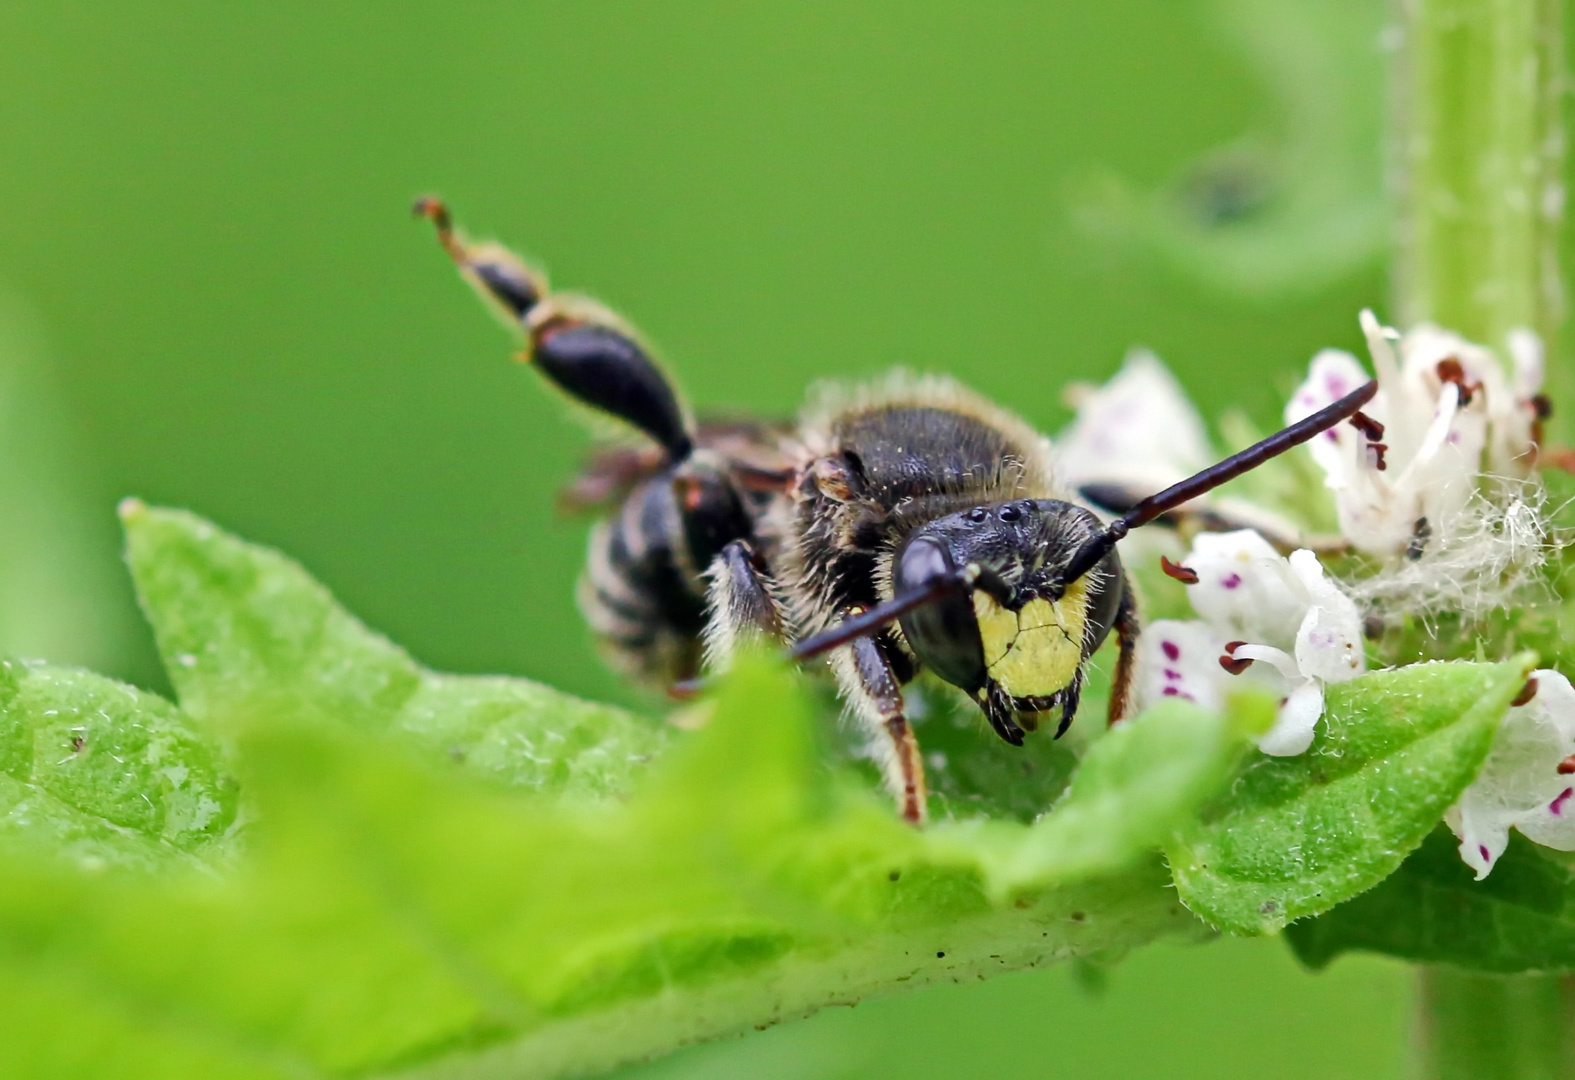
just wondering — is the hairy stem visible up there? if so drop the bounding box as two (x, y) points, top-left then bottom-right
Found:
(1395, 0), (1571, 1074)
(1394, 0), (1565, 353)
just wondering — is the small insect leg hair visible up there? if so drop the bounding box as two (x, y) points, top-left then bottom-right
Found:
(415, 196), (694, 461)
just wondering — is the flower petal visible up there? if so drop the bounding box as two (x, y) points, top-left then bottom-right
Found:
(1284, 349), (1373, 479)
(1288, 550), (1366, 685)
(1184, 530), (1307, 651)
(1057, 350), (1211, 493)
(1259, 679), (1323, 757)
(1135, 619), (1230, 712)
(1450, 670), (1575, 876)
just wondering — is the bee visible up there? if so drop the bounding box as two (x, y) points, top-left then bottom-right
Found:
(415, 199), (1375, 824)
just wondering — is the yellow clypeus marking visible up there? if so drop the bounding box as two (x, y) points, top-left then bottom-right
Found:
(972, 578), (1090, 699)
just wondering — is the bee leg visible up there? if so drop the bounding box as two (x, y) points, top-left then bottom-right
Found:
(701, 540), (788, 672)
(1106, 583), (1140, 725)
(832, 633), (927, 825)
(415, 197), (693, 461)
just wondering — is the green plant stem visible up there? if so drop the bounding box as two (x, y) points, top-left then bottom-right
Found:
(1416, 969), (1575, 1080)
(1396, 0), (1570, 1075)
(1395, 0), (1565, 354)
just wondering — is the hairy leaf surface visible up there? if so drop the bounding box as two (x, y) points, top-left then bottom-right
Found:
(1166, 657), (1535, 933)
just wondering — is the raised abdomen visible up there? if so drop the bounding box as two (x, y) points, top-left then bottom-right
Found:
(577, 474), (708, 686)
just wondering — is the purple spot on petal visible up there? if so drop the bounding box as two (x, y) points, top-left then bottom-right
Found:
(1162, 686), (1180, 696)
(1480, 845), (1491, 862)
(1163, 668), (1182, 680)
(1162, 641), (1180, 662)
(1551, 788), (1574, 816)
(1222, 573), (1242, 590)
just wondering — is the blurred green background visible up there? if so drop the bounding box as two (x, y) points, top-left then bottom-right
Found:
(0, 1), (1417, 1076)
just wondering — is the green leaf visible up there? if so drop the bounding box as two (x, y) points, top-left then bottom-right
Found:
(935, 693), (1274, 896)
(1166, 656), (1536, 934)
(1287, 826), (1575, 975)
(0, 658), (236, 871)
(0, 506), (1269, 1077)
(121, 500), (669, 800)
(0, 653), (1229, 1079)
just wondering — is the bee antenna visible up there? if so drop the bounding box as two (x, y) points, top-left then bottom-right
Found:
(1057, 378), (1379, 585)
(790, 564), (981, 661)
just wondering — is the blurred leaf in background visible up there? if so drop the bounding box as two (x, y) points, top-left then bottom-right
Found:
(1069, 0), (1388, 299)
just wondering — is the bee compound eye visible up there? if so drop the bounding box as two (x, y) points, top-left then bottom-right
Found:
(894, 538), (988, 694)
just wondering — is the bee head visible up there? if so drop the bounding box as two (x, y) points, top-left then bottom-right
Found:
(892, 500), (1124, 742)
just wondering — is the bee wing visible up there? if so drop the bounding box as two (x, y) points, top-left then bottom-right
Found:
(557, 417), (795, 515)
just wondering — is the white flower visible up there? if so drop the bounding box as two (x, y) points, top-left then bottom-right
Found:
(1058, 349), (1212, 494)
(1447, 669), (1575, 879)
(1286, 310), (1544, 559)
(1138, 530), (1365, 756)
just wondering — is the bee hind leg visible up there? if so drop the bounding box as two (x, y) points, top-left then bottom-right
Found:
(415, 197), (694, 461)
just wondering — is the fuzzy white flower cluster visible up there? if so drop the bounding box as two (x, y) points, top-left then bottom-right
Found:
(1058, 312), (1564, 876)
(1288, 312), (1544, 558)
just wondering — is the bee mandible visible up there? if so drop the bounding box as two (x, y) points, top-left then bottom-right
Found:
(415, 199), (1374, 824)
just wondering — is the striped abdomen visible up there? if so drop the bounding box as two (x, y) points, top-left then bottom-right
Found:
(577, 473), (709, 685)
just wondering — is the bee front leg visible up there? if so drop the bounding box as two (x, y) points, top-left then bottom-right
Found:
(702, 540), (788, 672)
(830, 632), (928, 826)
(1107, 583), (1140, 725)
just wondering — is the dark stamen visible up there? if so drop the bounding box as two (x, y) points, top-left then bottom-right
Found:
(1350, 411), (1385, 441)
(1160, 555), (1199, 584)
(1369, 442), (1388, 470)
(1219, 641), (1253, 675)
(1437, 358), (1481, 406)
(1512, 677), (1540, 708)
(1405, 517), (1431, 562)
(1533, 393), (1554, 420)
(1557, 753), (1575, 775)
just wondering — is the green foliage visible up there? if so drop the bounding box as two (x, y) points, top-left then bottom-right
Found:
(0, 505), (1555, 1077)
(1165, 657), (1535, 933)
(1288, 827), (1575, 975)
(121, 501), (670, 800)
(0, 659), (235, 872)
(0, 506), (1273, 1078)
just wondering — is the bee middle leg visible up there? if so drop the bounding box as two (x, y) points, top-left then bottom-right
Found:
(831, 632), (927, 826)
